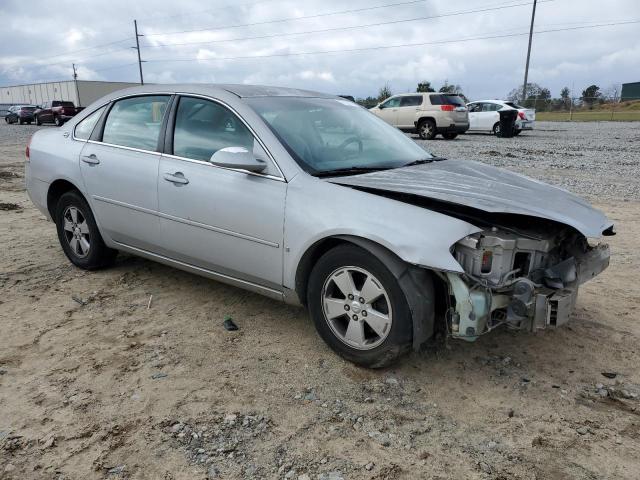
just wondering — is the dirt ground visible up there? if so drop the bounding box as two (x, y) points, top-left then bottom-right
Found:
(1, 122), (639, 480)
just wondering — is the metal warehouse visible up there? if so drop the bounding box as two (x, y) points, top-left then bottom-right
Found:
(0, 80), (139, 108)
(621, 81), (640, 101)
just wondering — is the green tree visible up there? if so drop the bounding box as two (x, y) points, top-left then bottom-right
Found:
(438, 80), (467, 101)
(377, 83), (393, 102)
(559, 86), (571, 110)
(507, 83), (551, 109)
(416, 81), (435, 93)
(581, 84), (601, 108)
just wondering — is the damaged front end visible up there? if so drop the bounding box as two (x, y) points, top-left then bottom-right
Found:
(445, 225), (610, 341)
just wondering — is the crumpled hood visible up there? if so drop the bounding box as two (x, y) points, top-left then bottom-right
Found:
(327, 159), (613, 238)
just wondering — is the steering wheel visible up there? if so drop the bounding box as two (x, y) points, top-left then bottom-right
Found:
(337, 137), (363, 158)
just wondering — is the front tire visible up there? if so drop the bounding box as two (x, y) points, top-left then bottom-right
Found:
(307, 244), (412, 368)
(55, 190), (117, 269)
(417, 119), (437, 140)
(35, 115), (42, 126)
(54, 115), (62, 127)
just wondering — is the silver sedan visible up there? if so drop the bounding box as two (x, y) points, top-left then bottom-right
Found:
(25, 84), (613, 367)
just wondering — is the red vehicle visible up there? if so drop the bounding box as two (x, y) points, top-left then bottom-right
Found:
(34, 101), (83, 127)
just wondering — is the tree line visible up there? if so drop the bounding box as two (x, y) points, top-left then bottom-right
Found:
(356, 81), (620, 111)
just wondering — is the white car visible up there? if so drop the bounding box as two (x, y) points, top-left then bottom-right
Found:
(467, 100), (535, 135)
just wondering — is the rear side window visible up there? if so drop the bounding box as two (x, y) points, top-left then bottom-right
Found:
(429, 94), (466, 106)
(74, 106), (106, 140)
(399, 96), (423, 107)
(102, 95), (170, 150)
(172, 96), (255, 162)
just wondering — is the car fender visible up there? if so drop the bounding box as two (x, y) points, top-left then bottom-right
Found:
(283, 174), (481, 291)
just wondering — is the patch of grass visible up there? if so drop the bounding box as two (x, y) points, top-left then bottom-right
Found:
(536, 111), (640, 122)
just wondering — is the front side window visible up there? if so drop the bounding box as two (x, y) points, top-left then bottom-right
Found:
(247, 97), (432, 175)
(172, 96), (255, 162)
(74, 106), (106, 140)
(380, 97), (400, 108)
(400, 96), (423, 107)
(102, 95), (170, 150)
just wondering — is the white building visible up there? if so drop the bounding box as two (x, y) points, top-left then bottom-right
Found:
(0, 80), (139, 107)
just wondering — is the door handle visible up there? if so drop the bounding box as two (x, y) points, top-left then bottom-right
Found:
(163, 172), (189, 185)
(81, 154), (100, 165)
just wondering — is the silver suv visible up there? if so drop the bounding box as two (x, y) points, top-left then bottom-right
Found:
(370, 92), (469, 140)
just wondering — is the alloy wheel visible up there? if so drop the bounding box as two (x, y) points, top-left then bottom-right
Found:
(62, 206), (91, 258)
(321, 266), (393, 350)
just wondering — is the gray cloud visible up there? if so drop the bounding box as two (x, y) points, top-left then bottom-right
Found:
(1, 0), (638, 99)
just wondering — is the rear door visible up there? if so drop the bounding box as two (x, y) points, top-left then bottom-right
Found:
(479, 102), (500, 130)
(157, 95), (286, 288)
(79, 94), (171, 252)
(396, 95), (423, 128)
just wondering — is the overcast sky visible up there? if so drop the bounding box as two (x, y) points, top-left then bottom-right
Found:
(1, 0), (639, 100)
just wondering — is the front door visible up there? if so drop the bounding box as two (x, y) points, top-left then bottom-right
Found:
(157, 95), (286, 288)
(79, 94), (171, 251)
(375, 96), (400, 126)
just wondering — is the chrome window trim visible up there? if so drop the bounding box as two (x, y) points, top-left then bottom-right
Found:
(73, 90), (287, 182)
(71, 102), (110, 142)
(72, 92), (174, 143)
(174, 92), (286, 181)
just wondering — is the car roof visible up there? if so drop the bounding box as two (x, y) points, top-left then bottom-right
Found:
(470, 99), (508, 103)
(93, 83), (336, 101)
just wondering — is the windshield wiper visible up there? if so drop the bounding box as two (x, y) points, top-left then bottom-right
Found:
(402, 157), (446, 167)
(314, 166), (391, 178)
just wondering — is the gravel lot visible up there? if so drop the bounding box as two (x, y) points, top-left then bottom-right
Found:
(1, 121), (639, 480)
(414, 122), (640, 202)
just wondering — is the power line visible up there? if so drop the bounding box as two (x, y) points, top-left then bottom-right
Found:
(29, 37), (134, 64)
(143, 0), (551, 49)
(143, 20), (640, 63)
(137, 0), (279, 22)
(143, 0), (430, 37)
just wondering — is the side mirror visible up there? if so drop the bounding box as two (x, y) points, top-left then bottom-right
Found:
(209, 146), (267, 173)
(377, 103), (385, 109)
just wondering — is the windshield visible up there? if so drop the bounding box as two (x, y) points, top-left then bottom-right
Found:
(246, 97), (432, 175)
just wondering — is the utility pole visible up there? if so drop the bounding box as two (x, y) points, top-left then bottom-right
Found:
(72, 63), (81, 107)
(521, 0), (537, 104)
(133, 20), (145, 85)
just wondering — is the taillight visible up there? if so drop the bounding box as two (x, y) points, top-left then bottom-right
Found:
(518, 111), (526, 120)
(481, 251), (493, 273)
(440, 105), (455, 111)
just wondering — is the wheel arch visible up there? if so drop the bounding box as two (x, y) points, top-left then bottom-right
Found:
(416, 116), (436, 127)
(295, 234), (443, 349)
(47, 179), (86, 218)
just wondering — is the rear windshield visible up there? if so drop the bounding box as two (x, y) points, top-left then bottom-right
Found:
(21, 106), (36, 111)
(505, 102), (524, 109)
(53, 101), (75, 107)
(429, 94), (465, 106)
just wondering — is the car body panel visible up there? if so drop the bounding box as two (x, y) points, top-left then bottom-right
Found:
(371, 93), (469, 136)
(157, 154), (286, 288)
(79, 141), (164, 253)
(25, 84), (610, 325)
(467, 100), (536, 132)
(326, 159), (612, 238)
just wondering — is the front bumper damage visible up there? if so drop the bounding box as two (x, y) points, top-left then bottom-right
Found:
(445, 243), (610, 341)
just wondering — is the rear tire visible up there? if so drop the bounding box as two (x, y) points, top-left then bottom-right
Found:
(54, 115), (62, 127)
(442, 133), (458, 140)
(513, 129), (522, 136)
(307, 244), (412, 368)
(417, 119), (437, 140)
(35, 115), (42, 126)
(17, 117), (23, 125)
(55, 190), (117, 270)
